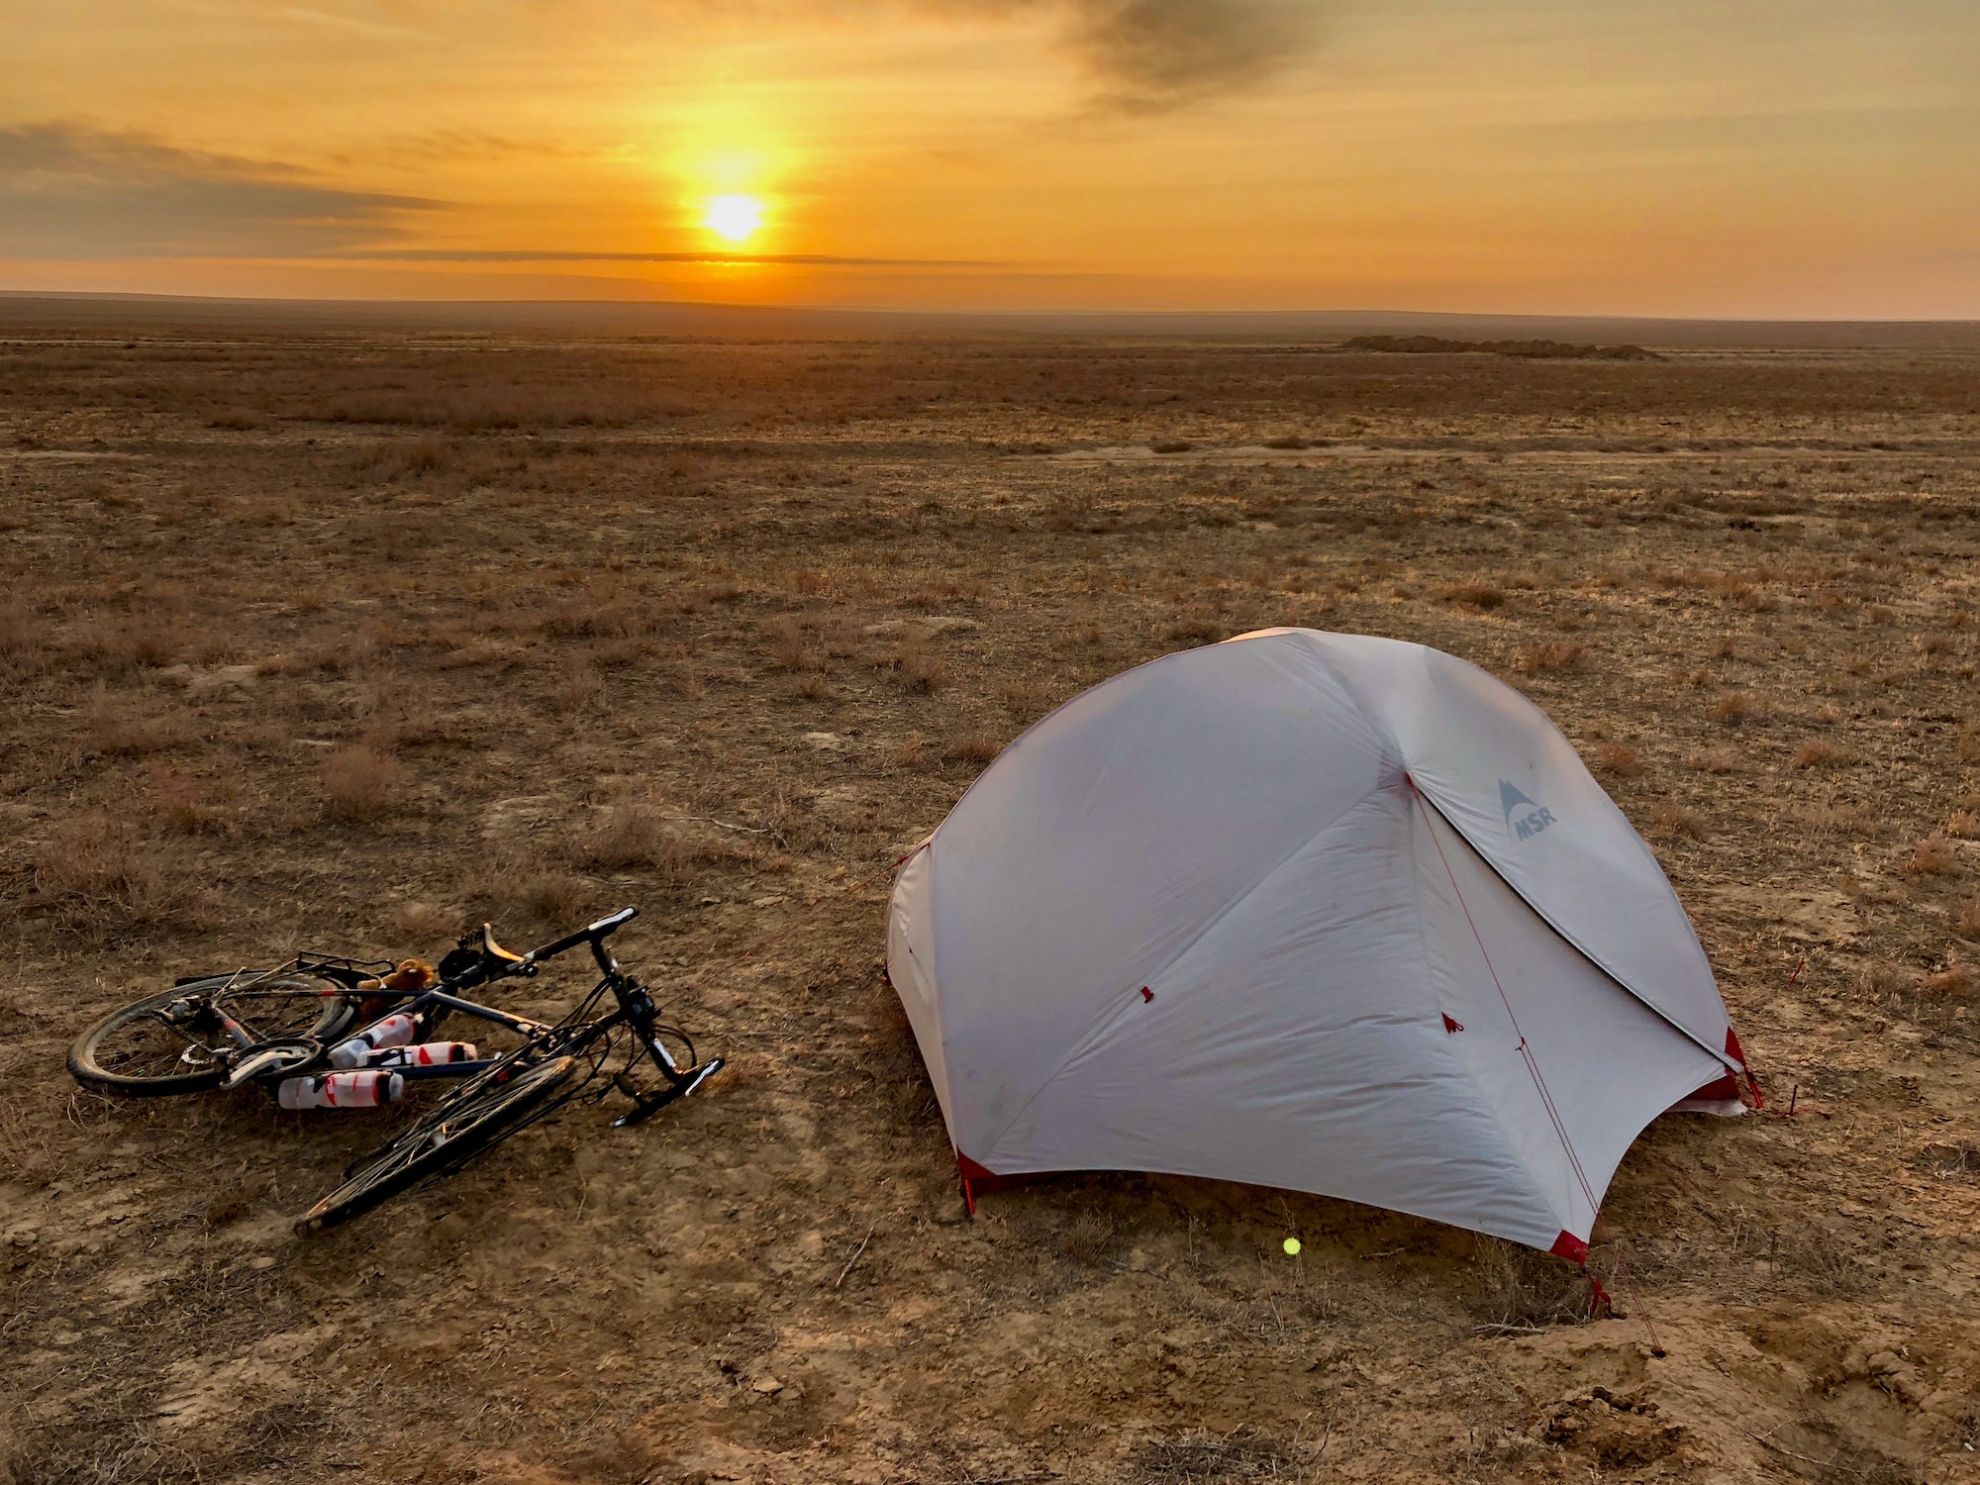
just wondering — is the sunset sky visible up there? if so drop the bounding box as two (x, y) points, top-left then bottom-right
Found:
(3, 0), (1976, 315)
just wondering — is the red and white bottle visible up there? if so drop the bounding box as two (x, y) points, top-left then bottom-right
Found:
(367, 1041), (479, 1068)
(328, 1013), (422, 1068)
(276, 1070), (405, 1111)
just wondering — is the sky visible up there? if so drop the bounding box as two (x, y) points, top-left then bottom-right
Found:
(1, 0), (1976, 315)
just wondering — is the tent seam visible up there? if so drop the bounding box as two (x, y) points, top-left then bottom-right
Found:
(1413, 788), (1739, 1076)
(1421, 651), (1737, 1073)
(1401, 786), (1578, 1235)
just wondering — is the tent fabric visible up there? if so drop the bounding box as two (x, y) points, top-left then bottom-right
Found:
(886, 627), (1747, 1255)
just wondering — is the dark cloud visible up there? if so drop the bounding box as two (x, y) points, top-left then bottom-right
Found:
(0, 122), (438, 259)
(1057, 0), (1316, 113)
(913, 0), (1315, 112)
(651, 1), (1318, 113)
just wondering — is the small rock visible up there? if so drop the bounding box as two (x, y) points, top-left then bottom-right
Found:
(803, 731), (854, 753)
(751, 1375), (785, 1395)
(248, 1255), (276, 1271)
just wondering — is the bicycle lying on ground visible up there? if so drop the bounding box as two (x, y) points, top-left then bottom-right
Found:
(67, 907), (723, 1232)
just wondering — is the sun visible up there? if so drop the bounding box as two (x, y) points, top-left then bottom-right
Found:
(703, 193), (765, 246)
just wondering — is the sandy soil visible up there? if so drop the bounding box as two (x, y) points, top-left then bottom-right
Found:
(0, 315), (1976, 1483)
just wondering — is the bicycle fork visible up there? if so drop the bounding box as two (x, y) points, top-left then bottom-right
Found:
(610, 981), (724, 1128)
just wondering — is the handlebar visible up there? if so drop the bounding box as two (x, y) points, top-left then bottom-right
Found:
(523, 907), (638, 974)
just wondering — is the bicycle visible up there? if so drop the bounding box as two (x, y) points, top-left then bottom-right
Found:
(66, 907), (723, 1232)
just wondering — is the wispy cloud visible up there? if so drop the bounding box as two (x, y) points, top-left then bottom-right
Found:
(330, 247), (1004, 268)
(0, 121), (438, 259)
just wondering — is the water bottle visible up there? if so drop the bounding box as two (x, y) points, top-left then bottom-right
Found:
(328, 1013), (422, 1068)
(277, 1070), (405, 1111)
(366, 1041), (478, 1068)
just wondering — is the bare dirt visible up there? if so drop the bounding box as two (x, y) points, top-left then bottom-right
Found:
(1, 311), (1977, 1483)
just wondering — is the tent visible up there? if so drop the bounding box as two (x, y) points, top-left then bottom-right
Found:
(886, 628), (1752, 1259)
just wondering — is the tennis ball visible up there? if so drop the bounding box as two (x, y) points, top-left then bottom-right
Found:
(1283, 1237), (1302, 1256)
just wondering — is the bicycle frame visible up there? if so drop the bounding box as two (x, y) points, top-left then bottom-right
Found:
(334, 985), (550, 1080)
(337, 972), (719, 1122)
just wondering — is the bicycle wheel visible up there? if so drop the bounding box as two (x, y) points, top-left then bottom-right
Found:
(68, 974), (361, 1097)
(296, 1055), (580, 1234)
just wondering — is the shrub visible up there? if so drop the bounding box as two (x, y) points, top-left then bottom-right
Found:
(893, 643), (948, 694)
(578, 805), (673, 871)
(1904, 834), (1958, 879)
(1518, 641), (1585, 674)
(323, 746), (404, 823)
(1442, 582), (1506, 610)
(1921, 959), (1973, 995)
(944, 732), (1002, 766)
(1708, 691), (1761, 724)
(764, 618), (808, 672)
(1957, 897), (1980, 940)
(1650, 803), (1707, 840)
(1593, 743), (1642, 777)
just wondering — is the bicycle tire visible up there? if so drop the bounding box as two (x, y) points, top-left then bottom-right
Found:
(296, 1055), (580, 1234)
(68, 974), (361, 1097)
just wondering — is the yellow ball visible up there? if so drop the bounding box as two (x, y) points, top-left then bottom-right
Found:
(1282, 1237), (1302, 1256)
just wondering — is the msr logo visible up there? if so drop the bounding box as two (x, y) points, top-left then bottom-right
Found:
(1500, 780), (1557, 842)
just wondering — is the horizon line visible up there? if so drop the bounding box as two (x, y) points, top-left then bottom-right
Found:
(2, 288), (1977, 327)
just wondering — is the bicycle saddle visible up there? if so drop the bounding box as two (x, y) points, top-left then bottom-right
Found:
(471, 924), (526, 966)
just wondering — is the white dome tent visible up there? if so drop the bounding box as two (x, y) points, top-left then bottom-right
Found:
(886, 628), (1753, 1261)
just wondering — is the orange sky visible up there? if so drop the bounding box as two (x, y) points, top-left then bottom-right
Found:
(2, 0), (1976, 315)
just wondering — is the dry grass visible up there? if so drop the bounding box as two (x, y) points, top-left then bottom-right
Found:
(1467, 1237), (1591, 1328)
(1059, 1209), (1117, 1265)
(392, 899), (462, 942)
(1517, 640), (1586, 674)
(1684, 744), (1746, 774)
(1132, 1426), (1313, 1481)
(144, 762), (238, 837)
(32, 811), (201, 933)
(322, 745), (404, 823)
(1789, 801), (1881, 838)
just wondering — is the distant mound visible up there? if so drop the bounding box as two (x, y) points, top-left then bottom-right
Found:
(1341, 334), (1662, 361)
